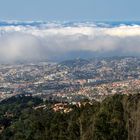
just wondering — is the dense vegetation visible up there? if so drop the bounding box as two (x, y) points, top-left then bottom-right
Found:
(0, 94), (140, 140)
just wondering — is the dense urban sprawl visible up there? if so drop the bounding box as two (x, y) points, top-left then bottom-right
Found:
(1, 57), (140, 103)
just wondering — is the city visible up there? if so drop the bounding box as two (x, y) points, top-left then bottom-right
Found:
(0, 0), (140, 138)
(1, 56), (140, 103)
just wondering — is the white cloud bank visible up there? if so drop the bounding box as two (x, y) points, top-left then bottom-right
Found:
(0, 22), (140, 63)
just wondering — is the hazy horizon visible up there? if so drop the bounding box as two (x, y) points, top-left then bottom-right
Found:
(0, 21), (140, 63)
(0, 0), (140, 63)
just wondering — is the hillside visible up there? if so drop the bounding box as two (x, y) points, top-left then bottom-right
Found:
(0, 94), (140, 140)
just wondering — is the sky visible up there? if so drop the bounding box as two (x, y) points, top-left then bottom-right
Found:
(0, 0), (139, 21)
(1, 22), (140, 63)
(0, 0), (140, 63)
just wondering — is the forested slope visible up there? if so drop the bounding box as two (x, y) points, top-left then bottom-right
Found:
(0, 94), (140, 140)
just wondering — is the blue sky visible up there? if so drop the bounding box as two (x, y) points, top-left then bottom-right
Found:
(0, 0), (139, 21)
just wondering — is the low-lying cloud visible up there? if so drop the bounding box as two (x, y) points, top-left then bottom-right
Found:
(0, 22), (140, 63)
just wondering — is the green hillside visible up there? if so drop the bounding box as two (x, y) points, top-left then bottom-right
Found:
(0, 94), (140, 140)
